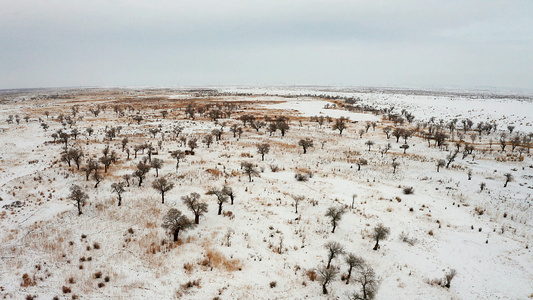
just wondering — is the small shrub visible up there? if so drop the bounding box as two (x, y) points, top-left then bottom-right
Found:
(428, 230), (434, 236)
(104, 276), (110, 282)
(98, 282), (105, 288)
(68, 277), (75, 284)
(270, 165), (280, 172)
(181, 279), (201, 290)
(305, 270), (317, 281)
(269, 281), (277, 288)
(21, 273), (36, 287)
(184, 263), (194, 273)
(93, 242), (101, 249)
(81, 234), (87, 239)
(399, 232), (417, 246)
(403, 187), (414, 194)
(295, 173), (309, 182)
(94, 271), (103, 279)
(62, 286), (72, 294)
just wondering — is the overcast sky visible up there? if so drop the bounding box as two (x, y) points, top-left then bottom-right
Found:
(1, 1), (533, 90)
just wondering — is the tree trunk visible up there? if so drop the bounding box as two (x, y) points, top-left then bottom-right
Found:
(322, 284), (328, 295)
(173, 229), (180, 242)
(161, 192), (165, 204)
(155, 169), (159, 177)
(261, 154), (265, 161)
(77, 201), (82, 215)
(373, 239), (379, 250)
(332, 223), (336, 233)
(195, 214), (200, 224)
(230, 195), (234, 205)
(346, 266), (353, 284)
(218, 203), (222, 215)
(118, 195), (122, 206)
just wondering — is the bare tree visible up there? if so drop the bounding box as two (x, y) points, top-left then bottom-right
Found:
(345, 253), (365, 284)
(372, 223), (390, 250)
(325, 241), (344, 269)
(207, 188), (229, 215)
(325, 206), (346, 233)
(69, 185), (88, 215)
(276, 118), (290, 136)
(161, 208), (195, 242)
(356, 158), (368, 171)
(291, 195), (305, 214)
(133, 161), (151, 187)
(222, 185), (235, 205)
(84, 159), (99, 181)
(382, 126), (392, 139)
(203, 134), (214, 148)
(111, 182), (126, 206)
(351, 264), (378, 300)
(299, 138), (314, 154)
(241, 162), (260, 182)
(256, 143), (270, 161)
(365, 140), (374, 151)
(391, 161), (400, 174)
(332, 117), (347, 135)
(171, 150), (185, 171)
(152, 177), (174, 204)
(400, 144), (409, 154)
(150, 158), (163, 177)
(503, 173), (513, 187)
(188, 138), (198, 153)
(317, 265), (339, 295)
(436, 159), (445, 172)
(446, 150), (459, 168)
(93, 171), (103, 188)
(182, 192), (208, 224)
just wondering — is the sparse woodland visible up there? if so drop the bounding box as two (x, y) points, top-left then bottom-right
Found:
(0, 87), (531, 299)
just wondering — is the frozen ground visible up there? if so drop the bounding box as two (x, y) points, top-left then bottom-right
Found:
(0, 87), (531, 299)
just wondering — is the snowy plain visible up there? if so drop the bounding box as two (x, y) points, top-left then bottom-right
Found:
(0, 87), (531, 299)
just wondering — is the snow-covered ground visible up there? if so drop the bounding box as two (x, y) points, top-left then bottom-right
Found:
(0, 87), (531, 299)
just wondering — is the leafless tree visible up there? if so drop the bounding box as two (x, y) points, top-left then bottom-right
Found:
(317, 265), (339, 295)
(365, 140), (374, 151)
(332, 117), (347, 135)
(345, 253), (365, 284)
(182, 192), (208, 224)
(382, 126), (392, 139)
(503, 173), (513, 187)
(291, 195), (305, 214)
(152, 177), (174, 204)
(299, 138), (314, 154)
(351, 264), (379, 300)
(133, 161), (151, 187)
(356, 158), (368, 171)
(111, 182), (126, 206)
(241, 162), (260, 182)
(161, 208), (195, 242)
(256, 143), (270, 161)
(150, 158), (163, 177)
(372, 223), (390, 250)
(325, 241), (344, 269)
(171, 150), (185, 171)
(446, 150), (459, 168)
(207, 188), (229, 215)
(222, 185), (235, 205)
(69, 185), (88, 215)
(436, 159), (445, 172)
(325, 206), (346, 233)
